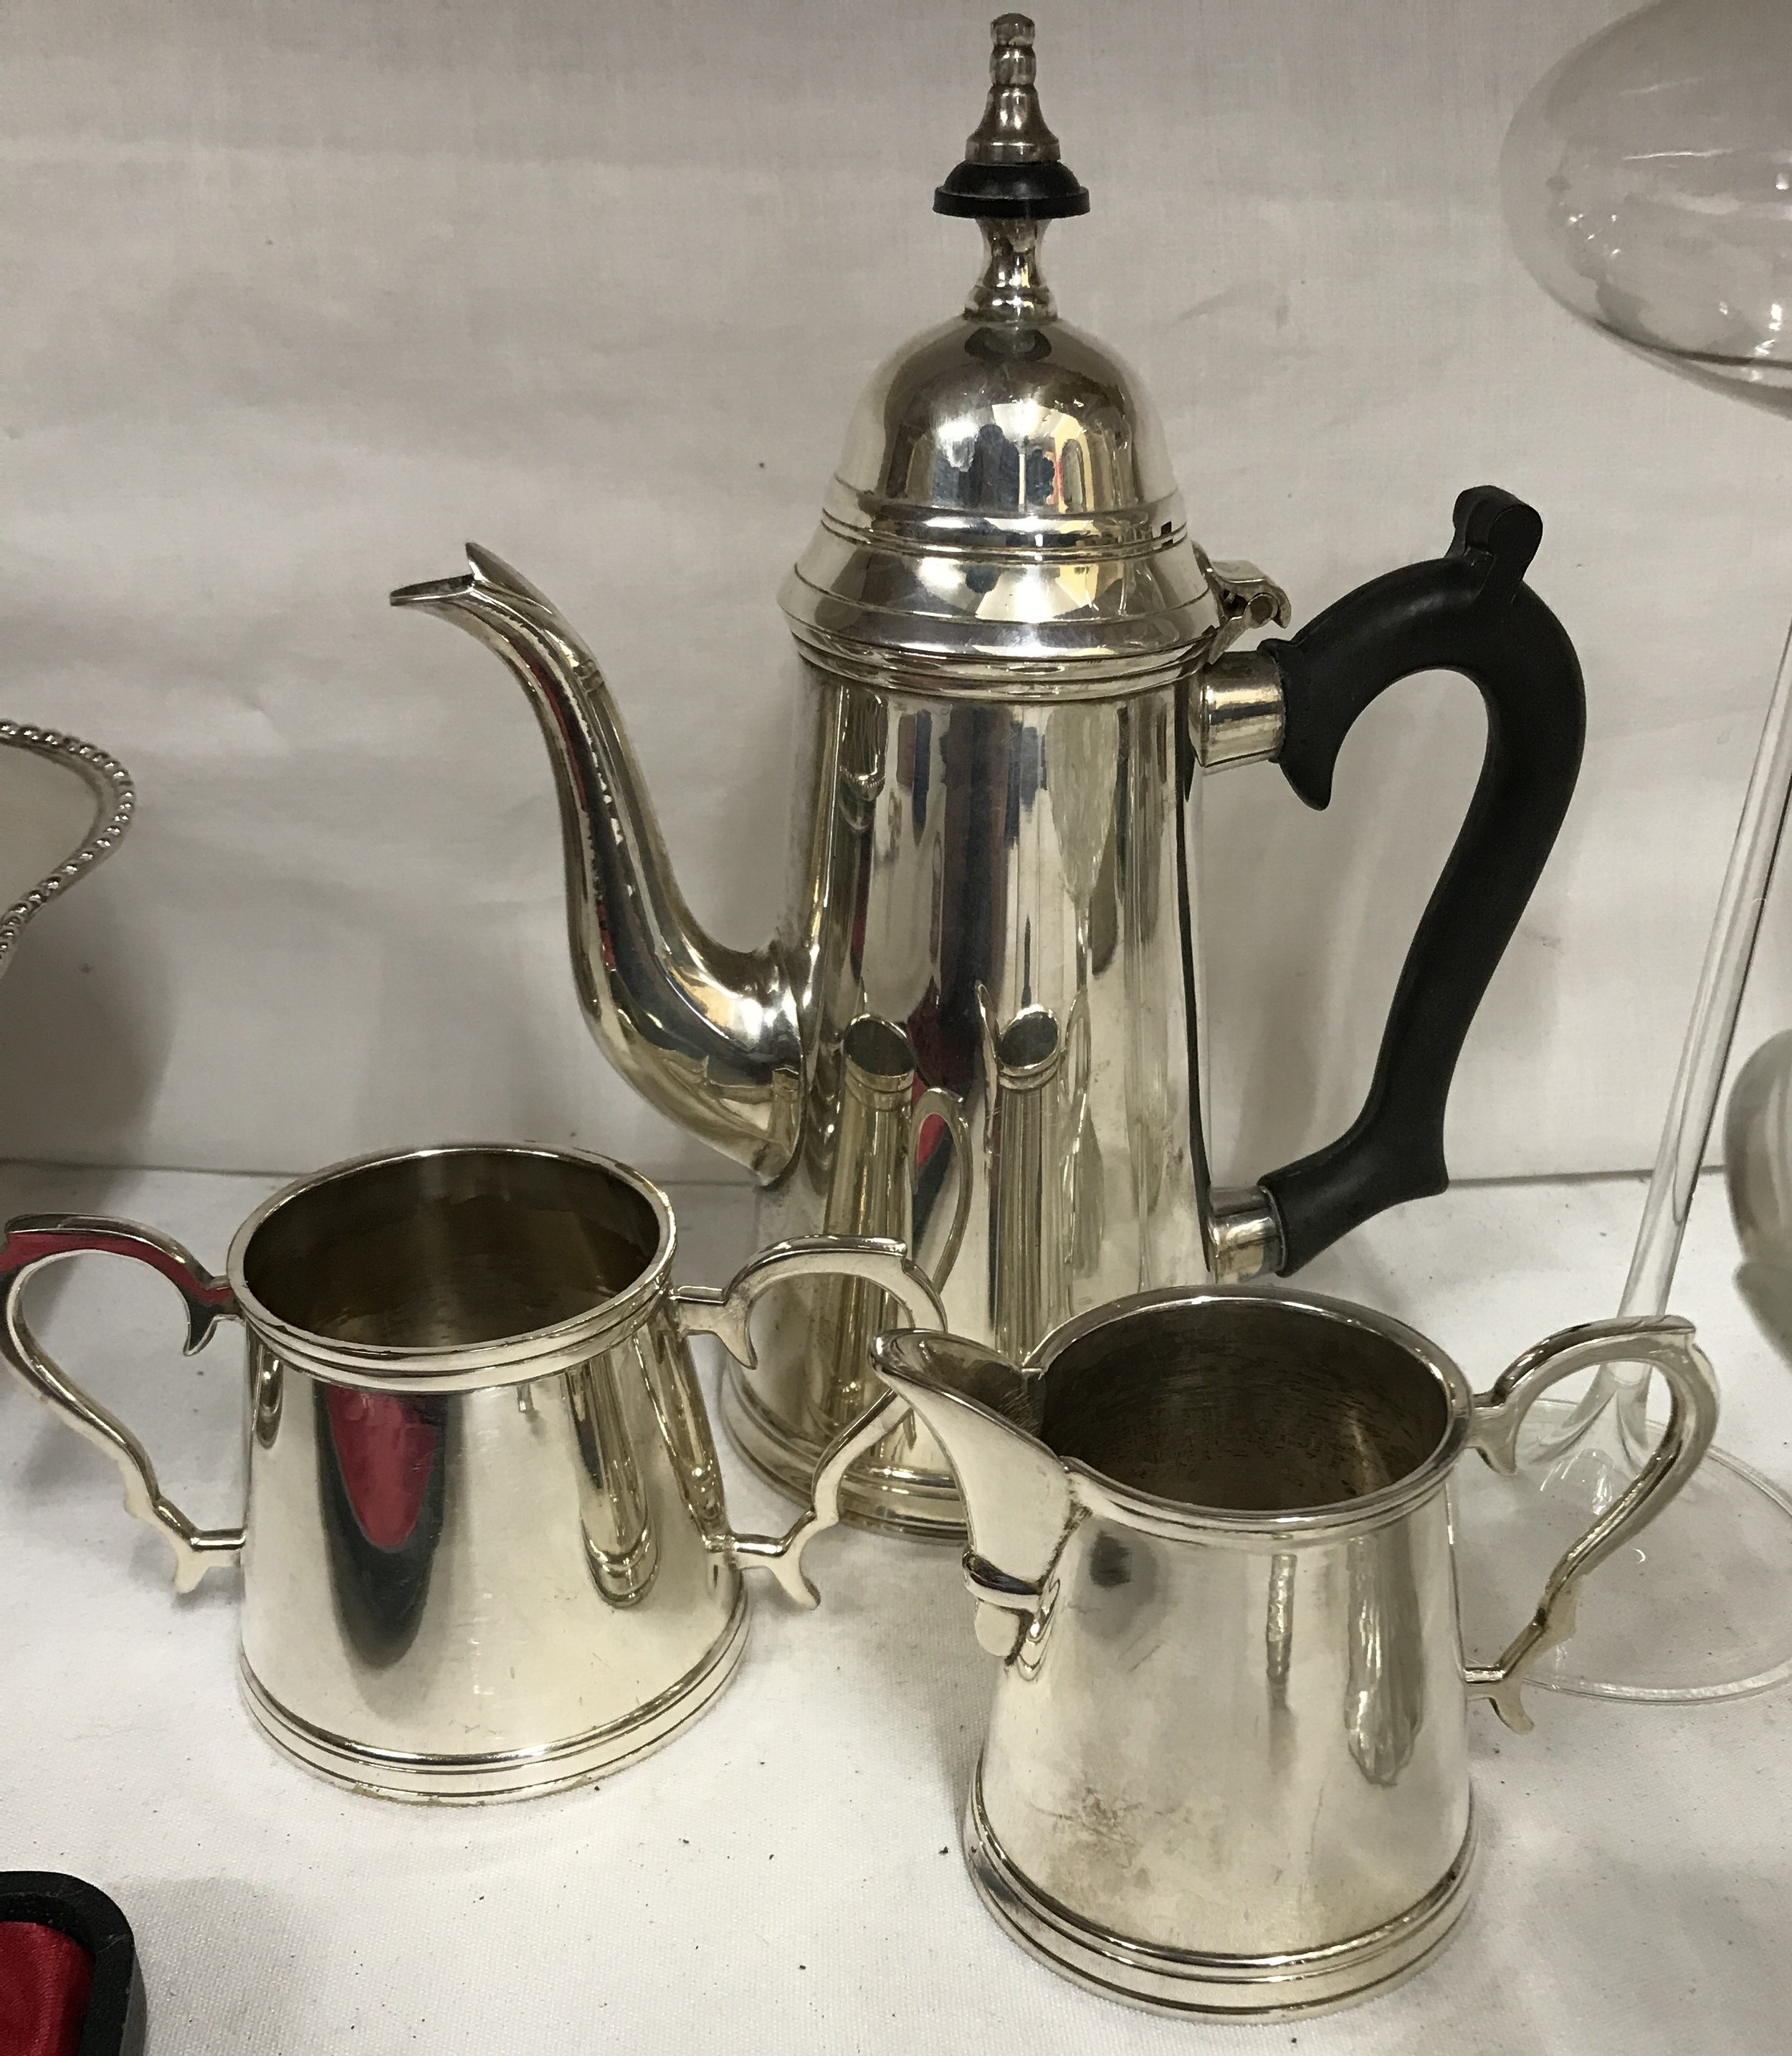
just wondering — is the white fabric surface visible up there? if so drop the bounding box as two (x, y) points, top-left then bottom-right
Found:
(3, 1163), (1789, 2055)
(4, 1), (1792, 1185)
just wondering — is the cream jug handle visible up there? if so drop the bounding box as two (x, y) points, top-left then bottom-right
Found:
(675, 1236), (945, 1608)
(0, 1216), (246, 1594)
(1463, 1314), (1719, 1731)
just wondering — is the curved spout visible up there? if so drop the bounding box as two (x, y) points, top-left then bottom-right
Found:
(391, 546), (802, 1179)
(872, 1331), (1071, 1591)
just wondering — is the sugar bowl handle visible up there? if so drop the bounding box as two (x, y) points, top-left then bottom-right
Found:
(0, 1216), (245, 1593)
(1254, 487), (1586, 1274)
(675, 1236), (946, 1607)
(1464, 1313), (1720, 1731)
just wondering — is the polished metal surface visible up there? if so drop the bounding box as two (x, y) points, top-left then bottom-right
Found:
(1191, 650), (1287, 769)
(800, 1014), (970, 1488)
(394, 14), (1639, 1550)
(389, 565), (1287, 1535)
(0, 723), (133, 976)
(389, 553), (804, 1182)
(778, 216), (1261, 680)
(962, 1780), (1479, 2022)
(730, 658), (1269, 1533)
(874, 1289), (1717, 2014)
(959, 13), (1062, 168)
(1204, 1184), (1286, 1283)
(981, 996), (1072, 1359)
(0, 1144), (942, 1802)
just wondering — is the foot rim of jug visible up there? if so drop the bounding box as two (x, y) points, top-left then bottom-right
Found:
(717, 1360), (968, 1543)
(961, 1766), (1477, 2019)
(235, 1587), (750, 1803)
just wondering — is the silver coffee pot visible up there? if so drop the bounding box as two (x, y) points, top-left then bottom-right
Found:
(393, 16), (1586, 1538)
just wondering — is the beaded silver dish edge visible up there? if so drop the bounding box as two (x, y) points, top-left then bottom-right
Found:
(0, 723), (135, 975)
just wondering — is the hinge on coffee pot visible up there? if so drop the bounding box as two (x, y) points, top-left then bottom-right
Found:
(1199, 550), (1292, 658)
(1191, 551), (1293, 771)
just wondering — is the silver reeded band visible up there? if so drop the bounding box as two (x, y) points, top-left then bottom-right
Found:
(961, 1766), (1477, 2019)
(239, 1587), (750, 1804)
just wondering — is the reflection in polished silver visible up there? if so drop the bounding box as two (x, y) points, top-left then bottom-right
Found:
(981, 994), (1072, 1360)
(874, 1291), (1717, 2016)
(386, 554), (804, 1181)
(0, 724), (133, 976)
(830, 1017), (971, 1293)
(959, 12), (1063, 169)
(0, 1145), (942, 1803)
(807, 1014), (969, 1472)
(1191, 650), (1287, 770)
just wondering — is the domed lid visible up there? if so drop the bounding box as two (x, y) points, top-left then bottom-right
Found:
(781, 16), (1236, 693)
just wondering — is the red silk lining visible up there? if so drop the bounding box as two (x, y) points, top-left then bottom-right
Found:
(0, 1921), (94, 2056)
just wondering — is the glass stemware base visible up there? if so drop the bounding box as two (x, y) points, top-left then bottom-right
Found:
(1489, 0), (1792, 1700)
(1455, 1395), (1792, 1702)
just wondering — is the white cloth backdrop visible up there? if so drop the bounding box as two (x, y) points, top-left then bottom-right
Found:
(4, 0), (1791, 1184)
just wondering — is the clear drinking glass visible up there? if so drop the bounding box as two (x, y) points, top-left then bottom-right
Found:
(1471, 0), (1792, 1700)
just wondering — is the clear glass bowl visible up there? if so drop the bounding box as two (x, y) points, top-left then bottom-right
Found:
(1501, 0), (1792, 411)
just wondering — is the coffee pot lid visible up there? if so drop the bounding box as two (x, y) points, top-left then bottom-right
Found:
(781, 16), (1224, 690)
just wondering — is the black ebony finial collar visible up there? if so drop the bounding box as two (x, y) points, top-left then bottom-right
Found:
(935, 14), (1090, 222)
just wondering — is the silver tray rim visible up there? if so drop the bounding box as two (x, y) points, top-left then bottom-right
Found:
(0, 721), (134, 976)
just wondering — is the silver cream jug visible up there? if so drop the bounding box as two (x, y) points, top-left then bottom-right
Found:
(391, 16), (1586, 1538)
(0, 1143), (942, 1802)
(874, 1291), (1717, 2017)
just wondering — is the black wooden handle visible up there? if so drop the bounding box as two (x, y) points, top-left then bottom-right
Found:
(1255, 487), (1586, 1275)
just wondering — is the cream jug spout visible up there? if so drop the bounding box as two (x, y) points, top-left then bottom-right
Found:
(872, 1331), (1072, 1651)
(391, 545), (802, 1178)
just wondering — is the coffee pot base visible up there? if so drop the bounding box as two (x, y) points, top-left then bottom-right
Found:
(237, 1586), (750, 1804)
(718, 1361), (966, 1543)
(961, 1766), (1477, 2019)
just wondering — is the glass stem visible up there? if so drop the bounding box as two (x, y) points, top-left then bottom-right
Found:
(1590, 613), (1792, 1465)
